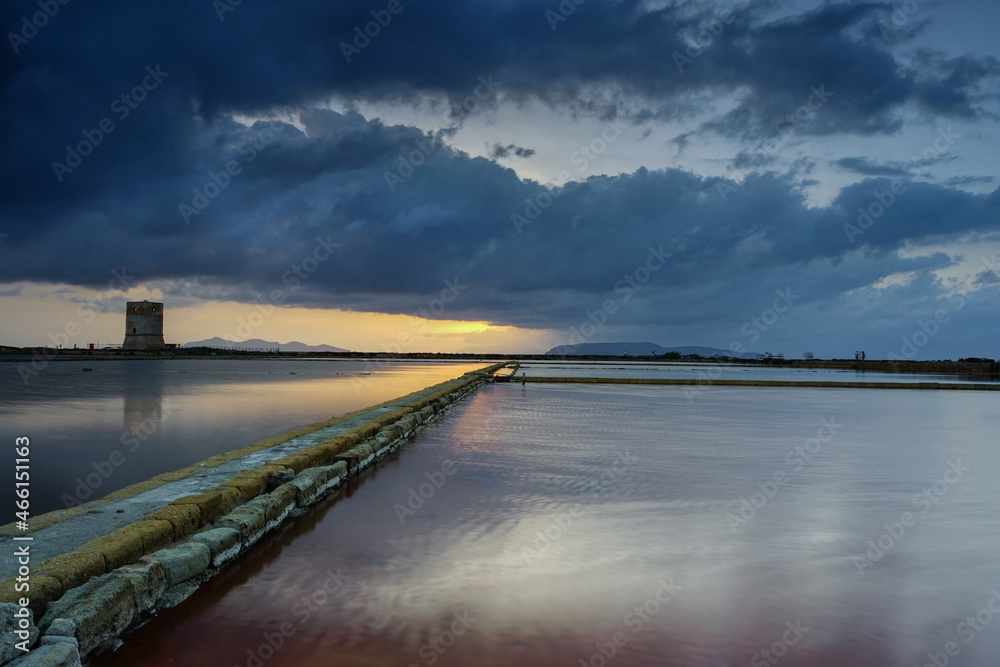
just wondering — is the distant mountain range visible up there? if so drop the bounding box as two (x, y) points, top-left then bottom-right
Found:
(184, 337), (349, 353)
(545, 342), (758, 359)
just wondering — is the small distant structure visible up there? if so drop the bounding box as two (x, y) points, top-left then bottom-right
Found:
(122, 300), (166, 350)
(803, 352), (814, 360)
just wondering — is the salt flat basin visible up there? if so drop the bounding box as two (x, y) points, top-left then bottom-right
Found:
(516, 361), (999, 383)
(0, 359), (487, 514)
(90, 382), (1000, 666)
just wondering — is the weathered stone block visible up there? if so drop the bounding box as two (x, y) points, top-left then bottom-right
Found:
(34, 552), (104, 595)
(151, 542), (210, 589)
(141, 505), (200, 540)
(39, 635), (78, 650)
(266, 468), (295, 490)
(243, 493), (294, 529)
(222, 475), (266, 501)
(169, 487), (244, 525)
(6, 641), (81, 667)
(112, 556), (166, 613)
(79, 528), (145, 573)
(44, 619), (75, 639)
(288, 462), (347, 507)
(316, 462), (347, 494)
(367, 434), (387, 452)
(397, 413), (420, 434)
(38, 574), (134, 656)
(333, 444), (375, 473)
(267, 484), (298, 519)
(270, 453), (312, 474)
(129, 520), (175, 554)
(288, 474), (317, 507)
(213, 506), (265, 548)
(379, 424), (404, 443)
(187, 528), (241, 568)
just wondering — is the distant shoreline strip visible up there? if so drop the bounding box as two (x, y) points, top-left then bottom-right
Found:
(517, 377), (1000, 390)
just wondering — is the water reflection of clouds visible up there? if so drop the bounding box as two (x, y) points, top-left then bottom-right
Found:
(517, 362), (998, 385)
(4, 360), (485, 512)
(86, 379), (1000, 666)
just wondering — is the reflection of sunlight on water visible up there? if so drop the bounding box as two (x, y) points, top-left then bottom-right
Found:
(86, 382), (1000, 667)
(0, 359), (486, 513)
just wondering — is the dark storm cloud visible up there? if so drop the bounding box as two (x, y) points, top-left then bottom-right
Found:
(1, 0), (998, 346)
(3, 1), (996, 170)
(733, 151), (780, 171)
(908, 50), (1000, 118)
(2, 93), (997, 334)
(835, 157), (910, 177)
(944, 175), (995, 188)
(974, 269), (1000, 286)
(490, 143), (535, 160)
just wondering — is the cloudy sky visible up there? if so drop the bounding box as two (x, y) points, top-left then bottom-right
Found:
(1, 0), (998, 358)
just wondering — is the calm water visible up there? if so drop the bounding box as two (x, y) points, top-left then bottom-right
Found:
(90, 382), (1000, 666)
(0, 359), (486, 514)
(518, 361), (999, 384)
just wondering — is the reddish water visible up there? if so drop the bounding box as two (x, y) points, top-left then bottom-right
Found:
(88, 383), (1000, 666)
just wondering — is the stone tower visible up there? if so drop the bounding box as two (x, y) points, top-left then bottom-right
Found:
(123, 300), (165, 350)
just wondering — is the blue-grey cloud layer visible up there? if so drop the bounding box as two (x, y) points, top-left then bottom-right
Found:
(1, 0), (999, 356)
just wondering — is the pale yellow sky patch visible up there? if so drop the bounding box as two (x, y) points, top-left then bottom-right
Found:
(0, 282), (557, 353)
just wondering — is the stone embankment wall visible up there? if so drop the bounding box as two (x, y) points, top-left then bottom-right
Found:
(0, 364), (505, 667)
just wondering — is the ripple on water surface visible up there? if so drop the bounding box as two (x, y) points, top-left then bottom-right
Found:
(89, 382), (1000, 666)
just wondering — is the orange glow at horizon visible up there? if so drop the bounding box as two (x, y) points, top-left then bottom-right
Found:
(0, 282), (558, 354)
